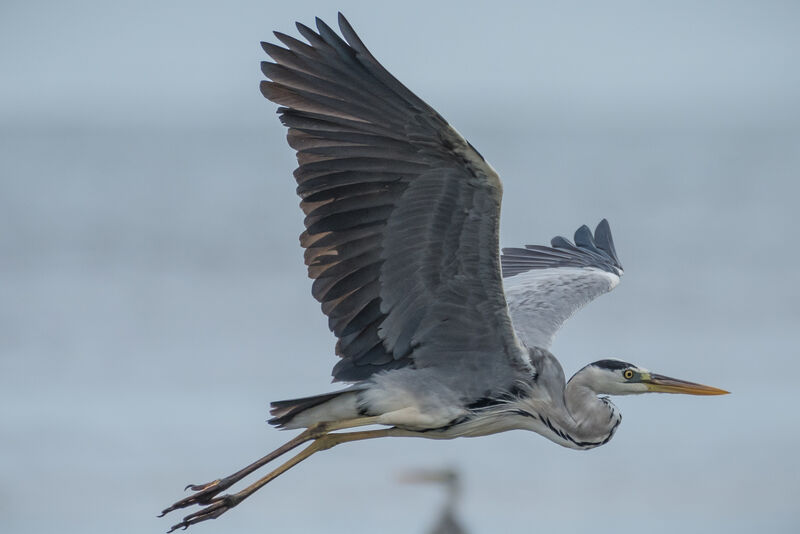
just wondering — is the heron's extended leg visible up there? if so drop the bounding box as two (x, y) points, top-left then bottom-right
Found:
(166, 426), (402, 532)
(160, 416), (381, 517)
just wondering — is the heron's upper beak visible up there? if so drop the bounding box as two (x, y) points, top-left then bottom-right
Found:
(644, 373), (729, 395)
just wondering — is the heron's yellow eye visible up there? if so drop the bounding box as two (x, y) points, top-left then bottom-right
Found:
(623, 369), (634, 380)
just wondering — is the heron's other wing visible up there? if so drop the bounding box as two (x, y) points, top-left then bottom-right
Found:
(501, 219), (623, 350)
(260, 14), (531, 399)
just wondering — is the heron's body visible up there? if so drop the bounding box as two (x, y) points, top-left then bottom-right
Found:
(271, 347), (623, 450)
(161, 13), (728, 530)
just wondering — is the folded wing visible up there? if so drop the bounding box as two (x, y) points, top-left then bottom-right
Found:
(501, 219), (623, 350)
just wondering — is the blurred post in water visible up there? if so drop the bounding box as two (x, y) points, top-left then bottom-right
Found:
(400, 468), (468, 534)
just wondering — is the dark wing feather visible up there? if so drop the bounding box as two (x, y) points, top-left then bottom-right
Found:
(502, 219), (623, 277)
(261, 14), (530, 398)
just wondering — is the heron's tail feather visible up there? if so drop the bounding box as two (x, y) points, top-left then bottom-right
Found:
(268, 388), (363, 429)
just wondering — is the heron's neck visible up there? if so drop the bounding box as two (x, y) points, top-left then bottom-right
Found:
(562, 371), (621, 443)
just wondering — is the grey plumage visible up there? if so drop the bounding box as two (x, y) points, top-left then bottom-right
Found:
(261, 14), (529, 399)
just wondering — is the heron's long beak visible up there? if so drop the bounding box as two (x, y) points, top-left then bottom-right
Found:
(644, 373), (729, 395)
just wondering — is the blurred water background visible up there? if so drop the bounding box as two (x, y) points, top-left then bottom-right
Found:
(2, 1), (799, 533)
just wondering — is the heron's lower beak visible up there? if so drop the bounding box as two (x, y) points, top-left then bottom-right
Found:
(645, 374), (729, 395)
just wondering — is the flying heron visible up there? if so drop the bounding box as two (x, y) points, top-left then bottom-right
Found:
(161, 13), (729, 531)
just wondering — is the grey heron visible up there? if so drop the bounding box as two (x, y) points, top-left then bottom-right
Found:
(160, 13), (729, 531)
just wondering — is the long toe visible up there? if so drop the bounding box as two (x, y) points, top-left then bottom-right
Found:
(160, 479), (227, 516)
(185, 479), (221, 492)
(166, 494), (242, 532)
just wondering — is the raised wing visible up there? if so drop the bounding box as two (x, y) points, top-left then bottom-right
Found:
(501, 219), (623, 350)
(260, 14), (530, 399)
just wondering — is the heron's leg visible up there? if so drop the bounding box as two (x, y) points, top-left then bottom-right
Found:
(166, 427), (401, 532)
(160, 416), (382, 517)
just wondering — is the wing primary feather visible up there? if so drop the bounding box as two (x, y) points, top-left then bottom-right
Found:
(503, 220), (622, 277)
(573, 225), (598, 252)
(593, 218), (622, 270)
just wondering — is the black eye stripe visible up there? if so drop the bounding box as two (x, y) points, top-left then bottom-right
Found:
(592, 359), (633, 371)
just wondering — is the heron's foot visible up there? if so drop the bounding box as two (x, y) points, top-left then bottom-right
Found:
(159, 476), (235, 517)
(166, 494), (242, 532)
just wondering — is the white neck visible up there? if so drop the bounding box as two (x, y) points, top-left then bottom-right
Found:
(562, 367), (622, 444)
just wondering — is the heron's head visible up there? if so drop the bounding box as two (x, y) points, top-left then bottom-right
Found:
(574, 359), (729, 396)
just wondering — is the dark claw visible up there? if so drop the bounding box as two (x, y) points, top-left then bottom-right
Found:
(160, 477), (235, 517)
(166, 494), (242, 532)
(184, 480), (220, 492)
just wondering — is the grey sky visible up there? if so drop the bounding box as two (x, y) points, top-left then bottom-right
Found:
(2, 1), (799, 128)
